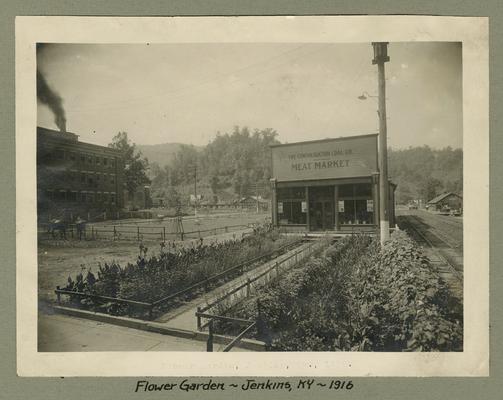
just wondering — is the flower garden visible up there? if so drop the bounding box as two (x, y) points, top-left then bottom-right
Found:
(58, 224), (301, 318)
(213, 231), (463, 352)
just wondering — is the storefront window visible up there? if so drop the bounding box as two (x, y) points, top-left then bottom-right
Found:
(338, 184), (374, 225)
(277, 187), (307, 225)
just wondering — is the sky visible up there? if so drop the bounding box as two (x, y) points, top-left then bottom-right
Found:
(37, 42), (462, 149)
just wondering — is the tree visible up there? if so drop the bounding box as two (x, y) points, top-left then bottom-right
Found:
(165, 186), (183, 216)
(109, 132), (150, 198)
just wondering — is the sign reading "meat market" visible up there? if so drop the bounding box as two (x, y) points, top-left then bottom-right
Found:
(271, 134), (378, 182)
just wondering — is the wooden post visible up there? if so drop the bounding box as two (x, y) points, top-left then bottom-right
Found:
(163, 227), (166, 242)
(275, 262), (279, 277)
(196, 307), (202, 331)
(334, 185), (339, 231)
(91, 226), (94, 240)
(207, 319), (214, 352)
(246, 277), (251, 297)
(137, 226), (140, 242)
(113, 226), (117, 241)
(305, 186), (310, 231)
(56, 286), (61, 304)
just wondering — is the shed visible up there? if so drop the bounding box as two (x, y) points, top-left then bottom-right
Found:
(427, 192), (463, 212)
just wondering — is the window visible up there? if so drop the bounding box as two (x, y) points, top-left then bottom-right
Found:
(56, 190), (66, 201)
(103, 158), (108, 166)
(81, 172), (86, 183)
(110, 193), (116, 205)
(80, 154), (85, 163)
(88, 155), (93, 165)
(277, 186), (307, 225)
(96, 192), (102, 202)
(278, 201), (306, 224)
(96, 156), (100, 166)
(111, 159), (116, 168)
(56, 149), (65, 160)
(110, 174), (115, 184)
(69, 152), (76, 161)
(338, 183), (374, 225)
(68, 191), (77, 202)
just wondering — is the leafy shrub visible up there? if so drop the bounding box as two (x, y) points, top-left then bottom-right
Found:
(61, 224), (300, 315)
(223, 231), (462, 352)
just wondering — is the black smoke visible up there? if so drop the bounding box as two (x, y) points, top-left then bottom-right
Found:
(37, 69), (66, 132)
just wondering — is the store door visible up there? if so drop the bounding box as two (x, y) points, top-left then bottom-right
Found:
(309, 200), (334, 230)
(308, 186), (335, 231)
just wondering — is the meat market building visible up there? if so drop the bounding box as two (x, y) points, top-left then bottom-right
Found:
(270, 134), (396, 232)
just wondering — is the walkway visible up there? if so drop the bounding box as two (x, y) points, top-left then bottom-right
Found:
(155, 241), (314, 331)
(38, 312), (251, 352)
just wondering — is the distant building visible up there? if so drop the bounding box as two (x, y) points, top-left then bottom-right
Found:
(270, 134), (396, 232)
(427, 192), (463, 211)
(37, 126), (125, 221)
(235, 196), (270, 211)
(125, 185), (152, 210)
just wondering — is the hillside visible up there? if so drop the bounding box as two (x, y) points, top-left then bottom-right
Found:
(143, 129), (462, 208)
(388, 146), (462, 204)
(137, 143), (202, 167)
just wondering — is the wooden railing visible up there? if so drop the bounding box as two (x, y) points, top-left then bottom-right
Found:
(197, 239), (327, 318)
(194, 238), (329, 351)
(195, 312), (256, 352)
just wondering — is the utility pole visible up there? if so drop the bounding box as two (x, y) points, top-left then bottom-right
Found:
(372, 42), (390, 246)
(250, 182), (262, 213)
(190, 164), (197, 217)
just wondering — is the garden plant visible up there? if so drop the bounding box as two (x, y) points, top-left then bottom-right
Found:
(216, 231), (463, 352)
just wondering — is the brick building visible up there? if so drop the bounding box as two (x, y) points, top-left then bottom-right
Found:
(37, 126), (125, 221)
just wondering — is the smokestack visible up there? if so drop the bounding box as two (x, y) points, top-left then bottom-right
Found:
(37, 69), (66, 132)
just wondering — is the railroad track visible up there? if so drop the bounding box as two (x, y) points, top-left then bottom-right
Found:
(434, 214), (463, 228)
(407, 214), (461, 250)
(397, 215), (463, 300)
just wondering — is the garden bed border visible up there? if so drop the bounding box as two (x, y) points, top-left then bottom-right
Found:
(52, 305), (266, 351)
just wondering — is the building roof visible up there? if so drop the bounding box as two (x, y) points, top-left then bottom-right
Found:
(38, 126), (122, 156)
(269, 133), (378, 148)
(427, 192), (462, 204)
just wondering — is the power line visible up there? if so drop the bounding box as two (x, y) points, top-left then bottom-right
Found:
(68, 43), (335, 119)
(66, 44), (310, 114)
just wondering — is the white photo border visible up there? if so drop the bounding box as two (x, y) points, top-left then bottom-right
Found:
(16, 15), (489, 377)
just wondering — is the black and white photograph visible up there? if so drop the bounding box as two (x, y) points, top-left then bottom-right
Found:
(16, 16), (488, 376)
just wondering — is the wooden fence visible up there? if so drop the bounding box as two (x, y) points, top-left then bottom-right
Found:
(39, 222), (252, 242)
